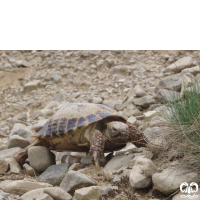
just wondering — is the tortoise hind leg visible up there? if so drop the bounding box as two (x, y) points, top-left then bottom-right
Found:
(15, 139), (48, 167)
(89, 130), (105, 168)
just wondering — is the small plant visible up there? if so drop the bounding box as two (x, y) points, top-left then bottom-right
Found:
(163, 81), (200, 171)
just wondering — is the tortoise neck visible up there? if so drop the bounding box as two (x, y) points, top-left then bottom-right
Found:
(128, 123), (147, 147)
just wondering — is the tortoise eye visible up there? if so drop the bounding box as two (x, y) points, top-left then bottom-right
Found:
(112, 127), (117, 132)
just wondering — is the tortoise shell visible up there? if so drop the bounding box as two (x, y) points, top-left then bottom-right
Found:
(37, 103), (126, 139)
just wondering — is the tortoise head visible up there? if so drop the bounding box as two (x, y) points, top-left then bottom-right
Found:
(105, 121), (129, 143)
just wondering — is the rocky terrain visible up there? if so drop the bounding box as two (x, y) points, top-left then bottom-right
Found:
(0, 50), (200, 200)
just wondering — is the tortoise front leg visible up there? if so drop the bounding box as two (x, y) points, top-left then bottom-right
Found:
(89, 130), (105, 168)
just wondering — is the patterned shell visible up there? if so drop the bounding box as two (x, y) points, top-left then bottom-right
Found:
(37, 103), (126, 138)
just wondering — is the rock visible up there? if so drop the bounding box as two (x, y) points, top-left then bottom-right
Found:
(152, 167), (199, 195)
(155, 75), (182, 93)
(143, 127), (166, 142)
(10, 123), (26, 135)
(103, 100), (122, 109)
(180, 73), (196, 96)
(149, 116), (165, 127)
(113, 169), (131, 182)
(31, 110), (46, 120)
(60, 170), (96, 194)
(36, 193), (54, 200)
(9, 158), (21, 174)
(0, 180), (52, 195)
(24, 80), (41, 91)
(129, 157), (157, 189)
(104, 153), (134, 171)
(45, 101), (60, 109)
(165, 57), (193, 73)
(69, 163), (84, 170)
(172, 190), (200, 200)
(38, 163), (69, 186)
(53, 93), (66, 103)
(133, 95), (156, 108)
(80, 155), (105, 167)
(20, 188), (46, 200)
(0, 147), (22, 159)
(23, 163), (35, 176)
(181, 65), (200, 75)
(12, 128), (34, 143)
(7, 135), (30, 148)
(144, 111), (157, 121)
(115, 142), (136, 155)
(13, 112), (27, 122)
(74, 186), (103, 200)
(28, 146), (56, 173)
(43, 187), (72, 200)
(61, 155), (80, 166)
(112, 65), (129, 73)
(127, 116), (137, 125)
(0, 158), (8, 174)
(40, 109), (54, 117)
(134, 85), (146, 97)
(31, 119), (48, 132)
(92, 97), (103, 104)
(154, 89), (181, 103)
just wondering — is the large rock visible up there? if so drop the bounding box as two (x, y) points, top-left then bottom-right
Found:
(155, 75), (182, 93)
(36, 194), (54, 200)
(43, 187), (72, 200)
(31, 119), (48, 132)
(154, 89), (181, 103)
(11, 128), (34, 143)
(129, 157), (157, 188)
(143, 127), (165, 142)
(60, 170), (96, 194)
(7, 135), (30, 148)
(181, 65), (200, 75)
(0, 147), (22, 159)
(20, 188), (45, 200)
(38, 163), (69, 186)
(165, 57), (193, 73)
(152, 167), (198, 195)
(74, 186), (103, 200)
(24, 80), (41, 91)
(53, 93), (66, 103)
(0, 180), (52, 195)
(133, 95), (156, 108)
(104, 153), (134, 171)
(28, 146), (56, 173)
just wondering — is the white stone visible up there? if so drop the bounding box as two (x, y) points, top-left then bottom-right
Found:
(24, 80), (41, 91)
(127, 116), (137, 125)
(165, 57), (193, 73)
(0, 158), (8, 175)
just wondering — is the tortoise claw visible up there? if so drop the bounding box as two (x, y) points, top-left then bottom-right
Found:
(93, 151), (100, 168)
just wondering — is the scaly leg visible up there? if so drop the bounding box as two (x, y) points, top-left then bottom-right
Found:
(89, 130), (105, 168)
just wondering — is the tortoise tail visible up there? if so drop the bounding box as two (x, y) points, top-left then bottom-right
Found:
(15, 139), (48, 167)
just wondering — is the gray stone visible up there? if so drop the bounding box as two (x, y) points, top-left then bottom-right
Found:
(7, 135), (30, 148)
(53, 93), (66, 103)
(31, 110), (46, 120)
(104, 153), (134, 171)
(92, 97), (103, 104)
(129, 157), (157, 189)
(113, 169), (131, 182)
(155, 75), (182, 93)
(74, 186), (103, 200)
(134, 85), (146, 97)
(133, 95), (156, 108)
(45, 101), (60, 109)
(143, 127), (166, 142)
(43, 187), (72, 200)
(60, 170), (96, 194)
(12, 128), (34, 143)
(0, 147), (22, 159)
(23, 163), (35, 176)
(0, 158), (8, 174)
(20, 188), (47, 200)
(38, 163), (69, 186)
(181, 65), (200, 75)
(112, 65), (129, 73)
(103, 100), (122, 109)
(36, 193), (54, 200)
(9, 158), (21, 174)
(10, 123), (26, 135)
(154, 89), (181, 103)
(149, 116), (165, 127)
(152, 167), (199, 195)
(165, 57), (193, 73)
(31, 119), (48, 132)
(127, 116), (137, 125)
(61, 155), (80, 166)
(40, 109), (54, 117)
(0, 180), (52, 195)
(13, 112), (27, 122)
(28, 146), (56, 173)
(24, 80), (41, 91)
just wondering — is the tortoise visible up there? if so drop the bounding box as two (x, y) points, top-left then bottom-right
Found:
(15, 103), (147, 167)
